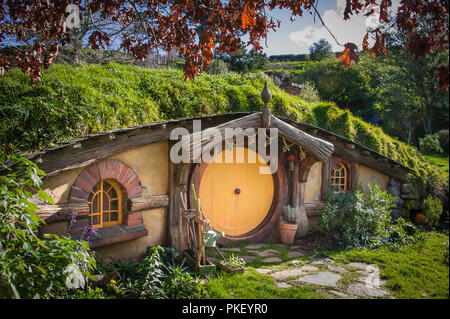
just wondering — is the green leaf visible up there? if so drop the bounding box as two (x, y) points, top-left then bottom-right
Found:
(38, 189), (55, 205)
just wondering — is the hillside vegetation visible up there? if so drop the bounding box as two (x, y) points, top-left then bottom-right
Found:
(0, 63), (446, 189)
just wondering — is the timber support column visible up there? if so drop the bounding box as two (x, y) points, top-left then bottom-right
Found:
(168, 143), (191, 252)
(292, 157), (317, 238)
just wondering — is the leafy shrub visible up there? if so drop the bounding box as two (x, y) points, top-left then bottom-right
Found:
(319, 185), (425, 250)
(106, 245), (204, 299)
(419, 134), (444, 154)
(206, 59), (229, 75)
(299, 81), (320, 103)
(422, 195), (443, 229)
(97, 256), (141, 282)
(0, 150), (96, 298)
(437, 129), (449, 153)
(162, 260), (204, 299)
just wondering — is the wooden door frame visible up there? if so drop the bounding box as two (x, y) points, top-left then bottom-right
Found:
(189, 146), (288, 244)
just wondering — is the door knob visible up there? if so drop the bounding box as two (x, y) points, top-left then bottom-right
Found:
(235, 188), (241, 195)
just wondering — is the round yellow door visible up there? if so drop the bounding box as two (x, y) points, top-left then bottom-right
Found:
(199, 147), (274, 236)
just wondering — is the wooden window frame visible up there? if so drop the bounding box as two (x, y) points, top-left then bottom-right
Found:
(89, 179), (123, 229)
(330, 162), (348, 194)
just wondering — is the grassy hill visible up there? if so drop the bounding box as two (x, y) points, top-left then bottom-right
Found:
(0, 63), (447, 189)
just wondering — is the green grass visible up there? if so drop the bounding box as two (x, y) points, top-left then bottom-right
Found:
(326, 232), (449, 299)
(205, 268), (328, 299)
(423, 154), (449, 178)
(204, 233), (449, 299)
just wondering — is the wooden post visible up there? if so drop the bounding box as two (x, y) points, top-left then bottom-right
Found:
(292, 162), (308, 238)
(261, 81), (272, 128)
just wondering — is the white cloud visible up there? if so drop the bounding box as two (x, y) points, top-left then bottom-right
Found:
(289, 0), (400, 53)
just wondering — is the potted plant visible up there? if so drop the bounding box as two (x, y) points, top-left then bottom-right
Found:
(218, 254), (246, 273)
(279, 205), (298, 245)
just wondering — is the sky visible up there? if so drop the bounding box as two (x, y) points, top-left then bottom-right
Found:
(262, 0), (400, 56)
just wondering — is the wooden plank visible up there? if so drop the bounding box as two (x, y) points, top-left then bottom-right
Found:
(130, 194), (169, 212)
(270, 115), (334, 162)
(36, 202), (90, 222)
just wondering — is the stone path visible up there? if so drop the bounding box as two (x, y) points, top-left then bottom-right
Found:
(211, 243), (392, 299)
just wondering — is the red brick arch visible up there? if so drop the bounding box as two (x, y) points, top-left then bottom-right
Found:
(69, 159), (142, 203)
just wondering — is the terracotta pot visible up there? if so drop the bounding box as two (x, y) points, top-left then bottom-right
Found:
(279, 222), (298, 245)
(415, 213), (426, 225)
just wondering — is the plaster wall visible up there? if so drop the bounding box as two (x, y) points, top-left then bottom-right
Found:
(304, 162), (322, 202)
(357, 164), (390, 191)
(40, 142), (169, 260)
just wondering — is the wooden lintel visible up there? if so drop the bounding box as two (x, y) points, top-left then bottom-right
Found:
(345, 143), (355, 149)
(270, 116), (334, 162)
(130, 194), (169, 212)
(36, 202), (90, 222)
(28, 113), (248, 177)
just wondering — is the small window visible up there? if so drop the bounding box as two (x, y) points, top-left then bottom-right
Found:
(88, 179), (122, 229)
(330, 163), (347, 194)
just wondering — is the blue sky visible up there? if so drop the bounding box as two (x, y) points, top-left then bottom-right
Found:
(263, 1), (336, 55)
(261, 0), (400, 56)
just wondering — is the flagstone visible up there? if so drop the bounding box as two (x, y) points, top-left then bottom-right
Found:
(255, 249), (279, 257)
(347, 262), (370, 270)
(221, 247), (241, 252)
(270, 269), (306, 280)
(347, 283), (388, 298)
(287, 250), (305, 258)
(296, 271), (341, 288)
(356, 276), (387, 286)
(330, 290), (350, 298)
(310, 257), (334, 265)
(327, 265), (350, 274)
(245, 243), (265, 250)
(276, 282), (292, 289)
(301, 265), (319, 272)
(261, 257), (282, 263)
(255, 268), (273, 275)
(287, 260), (302, 266)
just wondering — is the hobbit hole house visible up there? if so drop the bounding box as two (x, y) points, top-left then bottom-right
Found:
(29, 84), (414, 261)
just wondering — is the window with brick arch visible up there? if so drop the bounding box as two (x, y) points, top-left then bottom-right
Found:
(88, 179), (122, 229)
(330, 163), (348, 194)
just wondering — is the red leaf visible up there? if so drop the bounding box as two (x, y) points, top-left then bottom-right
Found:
(338, 43), (359, 69)
(242, 1), (256, 30)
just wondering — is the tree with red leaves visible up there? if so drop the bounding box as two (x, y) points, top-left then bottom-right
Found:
(0, 0), (448, 88)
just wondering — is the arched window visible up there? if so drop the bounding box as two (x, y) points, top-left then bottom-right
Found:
(330, 163), (347, 194)
(88, 179), (122, 229)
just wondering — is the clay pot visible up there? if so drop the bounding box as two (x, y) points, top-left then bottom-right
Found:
(279, 222), (298, 245)
(415, 213), (426, 225)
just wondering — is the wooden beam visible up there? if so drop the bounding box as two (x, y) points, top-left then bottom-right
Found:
(345, 143), (355, 149)
(36, 202), (89, 222)
(182, 113), (262, 161)
(270, 115), (334, 162)
(27, 113), (248, 177)
(130, 195), (169, 212)
(332, 142), (410, 182)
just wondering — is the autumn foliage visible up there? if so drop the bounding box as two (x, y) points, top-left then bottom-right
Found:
(0, 0), (448, 88)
